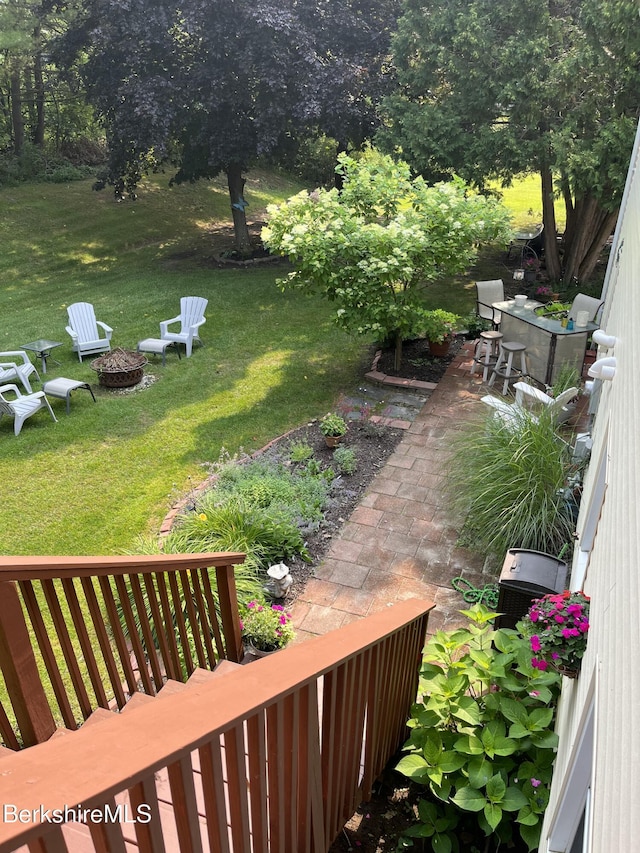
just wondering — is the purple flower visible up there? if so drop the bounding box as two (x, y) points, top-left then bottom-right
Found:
(554, 614), (566, 624)
(531, 778), (541, 788)
(272, 604), (284, 611)
(279, 615), (288, 625)
(530, 635), (541, 653)
(247, 601), (256, 609)
(551, 652), (560, 660)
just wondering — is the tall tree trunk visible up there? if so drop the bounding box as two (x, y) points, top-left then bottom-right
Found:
(562, 193), (615, 286)
(393, 331), (404, 372)
(576, 208), (617, 285)
(10, 67), (24, 155)
(33, 31), (45, 147)
(226, 163), (252, 254)
(541, 165), (562, 282)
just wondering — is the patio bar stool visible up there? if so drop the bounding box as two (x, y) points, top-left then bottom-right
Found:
(470, 330), (504, 382)
(488, 341), (528, 395)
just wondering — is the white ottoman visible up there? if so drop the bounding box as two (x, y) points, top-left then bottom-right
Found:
(43, 378), (97, 415)
(137, 338), (181, 366)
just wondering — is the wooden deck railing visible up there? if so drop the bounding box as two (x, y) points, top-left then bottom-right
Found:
(0, 598), (433, 853)
(0, 553), (245, 748)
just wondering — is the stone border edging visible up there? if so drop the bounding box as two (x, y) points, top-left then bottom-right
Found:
(365, 349), (438, 393)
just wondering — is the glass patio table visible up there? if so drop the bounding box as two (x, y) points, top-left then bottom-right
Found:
(20, 339), (63, 374)
(490, 300), (598, 386)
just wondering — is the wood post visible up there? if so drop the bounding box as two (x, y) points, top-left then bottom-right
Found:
(215, 563), (243, 663)
(0, 581), (56, 746)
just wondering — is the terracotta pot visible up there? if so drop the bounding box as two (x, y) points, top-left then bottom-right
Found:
(427, 339), (451, 358)
(324, 433), (345, 448)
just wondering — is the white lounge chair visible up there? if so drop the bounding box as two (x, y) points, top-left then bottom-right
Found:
(66, 302), (113, 361)
(0, 350), (41, 393)
(159, 296), (207, 358)
(481, 381), (579, 427)
(0, 384), (57, 435)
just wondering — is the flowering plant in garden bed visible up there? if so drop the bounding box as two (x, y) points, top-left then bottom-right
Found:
(240, 600), (295, 651)
(519, 590), (590, 676)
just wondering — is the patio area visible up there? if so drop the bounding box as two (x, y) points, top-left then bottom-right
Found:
(291, 339), (592, 641)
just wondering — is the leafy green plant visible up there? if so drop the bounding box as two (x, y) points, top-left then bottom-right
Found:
(396, 605), (562, 852)
(460, 310), (492, 339)
(550, 363), (581, 396)
(333, 445), (357, 475)
(289, 440), (315, 463)
(446, 408), (575, 560)
(319, 412), (348, 437)
(420, 309), (461, 344)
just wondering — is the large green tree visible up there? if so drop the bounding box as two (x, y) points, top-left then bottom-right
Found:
(382, 0), (640, 285)
(262, 151), (511, 369)
(59, 0), (399, 253)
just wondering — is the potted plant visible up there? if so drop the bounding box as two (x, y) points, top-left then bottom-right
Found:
(421, 309), (461, 356)
(240, 599), (295, 657)
(519, 590), (590, 677)
(523, 256), (540, 283)
(319, 412), (348, 447)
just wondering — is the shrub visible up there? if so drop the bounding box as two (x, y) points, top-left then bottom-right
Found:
(446, 409), (576, 560)
(397, 605), (562, 852)
(240, 599), (295, 651)
(333, 446), (357, 475)
(289, 440), (314, 463)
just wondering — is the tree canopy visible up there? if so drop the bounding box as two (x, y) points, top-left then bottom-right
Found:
(59, 0), (400, 251)
(382, 0), (640, 284)
(262, 151), (511, 368)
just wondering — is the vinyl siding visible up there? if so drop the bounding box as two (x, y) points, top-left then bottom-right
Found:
(541, 121), (640, 851)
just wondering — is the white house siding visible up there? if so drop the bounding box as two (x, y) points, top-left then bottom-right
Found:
(541, 122), (640, 851)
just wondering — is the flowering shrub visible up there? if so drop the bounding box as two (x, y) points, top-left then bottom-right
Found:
(535, 285), (552, 298)
(240, 600), (295, 651)
(519, 591), (590, 674)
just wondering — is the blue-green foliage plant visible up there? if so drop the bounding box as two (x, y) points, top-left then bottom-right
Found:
(396, 605), (562, 853)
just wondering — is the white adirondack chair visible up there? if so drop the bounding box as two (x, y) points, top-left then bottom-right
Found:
(0, 350), (41, 393)
(0, 384), (57, 435)
(481, 382), (579, 427)
(66, 302), (113, 361)
(159, 296), (208, 357)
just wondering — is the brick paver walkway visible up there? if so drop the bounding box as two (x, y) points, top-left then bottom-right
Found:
(291, 342), (490, 640)
(291, 340), (592, 642)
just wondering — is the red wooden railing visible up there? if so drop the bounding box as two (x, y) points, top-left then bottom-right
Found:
(0, 598), (433, 853)
(0, 554), (245, 748)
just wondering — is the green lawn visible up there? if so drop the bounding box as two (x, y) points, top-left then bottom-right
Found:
(0, 168), (562, 557)
(0, 170), (366, 555)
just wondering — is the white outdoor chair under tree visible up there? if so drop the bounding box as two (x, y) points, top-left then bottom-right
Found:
(0, 384), (57, 436)
(0, 351), (41, 393)
(66, 302), (113, 362)
(481, 381), (579, 427)
(159, 296), (208, 357)
(475, 280), (505, 328)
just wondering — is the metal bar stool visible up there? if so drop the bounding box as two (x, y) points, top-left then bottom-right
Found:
(488, 341), (528, 395)
(470, 331), (504, 382)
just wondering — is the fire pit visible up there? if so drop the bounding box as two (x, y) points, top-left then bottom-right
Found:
(91, 348), (148, 388)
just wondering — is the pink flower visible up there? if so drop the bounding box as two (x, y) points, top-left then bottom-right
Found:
(529, 690), (540, 697)
(551, 652), (560, 660)
(532, 658), (548, 671)
(247, 601), (256, 609)
(272, 604), (284, 611)
(531, 778), (541, 788)
(529, 609), (540, 623)
(554, 614), (565, 623)
(239, 619), (244, 630)
(567, 604), (583, 616)
(530, 635), (541, 653)
(279, 615), (288, 625)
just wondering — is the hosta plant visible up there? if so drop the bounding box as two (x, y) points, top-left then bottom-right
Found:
(396, 605), (562, 852)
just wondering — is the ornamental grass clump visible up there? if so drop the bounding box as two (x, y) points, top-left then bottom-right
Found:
(240, 600), (295, 651)
(519, 590), (590, 676)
